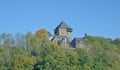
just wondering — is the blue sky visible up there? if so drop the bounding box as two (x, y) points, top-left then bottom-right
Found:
(0, 0), (120, 39)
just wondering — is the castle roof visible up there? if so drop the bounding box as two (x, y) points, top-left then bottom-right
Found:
(73, 38), (85, 44)
(59, 21), (70, 28)
(55, 21), (73, 32)
(70, 37), (86, 48)
(72, 34), (87, 43)
(51, 35), (70, 43)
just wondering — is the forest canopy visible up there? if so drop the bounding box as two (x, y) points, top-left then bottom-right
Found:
(0, 29), (120, 70)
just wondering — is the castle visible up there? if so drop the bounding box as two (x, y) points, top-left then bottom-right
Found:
(48, 21), (86, 48)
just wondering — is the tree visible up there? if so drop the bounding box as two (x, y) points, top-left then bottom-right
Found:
(15, 33), (25, 48)
(25, 31), (33, 55)
(114, 38), (120, 46)
(0, 33), (14, 47)
(11, 54), (35, 70)
(75, 48), (92, 70)
(35, 29), (48, 39)
(31, 29), (51, 57)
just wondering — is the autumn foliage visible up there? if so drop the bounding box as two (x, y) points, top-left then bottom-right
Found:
(0, 29), (120, 70)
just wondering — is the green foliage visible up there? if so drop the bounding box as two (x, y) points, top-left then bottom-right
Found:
(114, 38), (120, 46)
(11, 54), (35, 70)
(35, 29), (48, 39)
(26, 31), (33, 55)
(0, 31), (120, 70)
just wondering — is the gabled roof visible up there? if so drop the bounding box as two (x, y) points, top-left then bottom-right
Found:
(55, 21), (72, 32)
(58, 21), (71, 28)
(71, 37), (86, 44)
(51, 35), (70, 43)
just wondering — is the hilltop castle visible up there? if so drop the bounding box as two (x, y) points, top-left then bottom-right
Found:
(49, 21), (86, 48)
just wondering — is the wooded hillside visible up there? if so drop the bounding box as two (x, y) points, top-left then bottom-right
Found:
(0, 29), (120, 70)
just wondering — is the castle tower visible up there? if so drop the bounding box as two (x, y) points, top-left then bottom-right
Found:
(54, 21), (73, 41)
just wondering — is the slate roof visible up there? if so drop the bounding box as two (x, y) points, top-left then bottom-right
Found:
(58, 21), (70, 28)
(70, 37), (86, 48)
(71, 38), (85, 45)
(51, 35), (70, 44)
(73, 38), (85, 44)
(55, 21), (73, 32)
(48, 32), (54, 40)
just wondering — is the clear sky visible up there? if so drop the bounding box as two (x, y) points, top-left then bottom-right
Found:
(0, 0), (120, 39)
